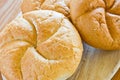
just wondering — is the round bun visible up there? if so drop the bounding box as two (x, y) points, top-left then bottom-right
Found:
(21, 0), (70, 17)
(0, 10), (83, 80)
(70, 0), (120, 50)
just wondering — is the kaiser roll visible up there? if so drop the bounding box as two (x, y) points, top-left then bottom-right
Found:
(0, 10), (83, 80)
(21, 0), (71, 17)
(70, 0), (120, 50)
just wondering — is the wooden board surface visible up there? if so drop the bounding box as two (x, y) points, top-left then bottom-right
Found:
(68, 43), (120, 80)
(0, 0), (21, 31)
(0, 0), (120, 80)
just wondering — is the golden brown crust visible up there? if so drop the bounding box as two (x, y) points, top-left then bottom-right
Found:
(21, 0), (71, 17)
(21, 0), (44, 13)
(70, 0), (120, 50)
(0, 10), (83, 80)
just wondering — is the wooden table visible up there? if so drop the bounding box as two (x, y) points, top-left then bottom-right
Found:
(68, 43), (120, 80)
(0, 0), (120, 80)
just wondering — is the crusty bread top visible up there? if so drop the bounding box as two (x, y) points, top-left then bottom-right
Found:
(21, 0), (71, 17)
(70, 0), (120, 50)
(0, 10), (83, 80)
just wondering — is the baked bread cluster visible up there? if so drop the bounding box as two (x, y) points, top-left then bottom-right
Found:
(1, 0), (120, 80)
(0, 10), (83, 80)
(70, 0), (120, 50)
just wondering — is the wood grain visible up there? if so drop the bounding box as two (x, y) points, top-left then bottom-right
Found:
(0, 0), (22, 31)
(67, 43), (120, 80)
(0, 0), (120, 80)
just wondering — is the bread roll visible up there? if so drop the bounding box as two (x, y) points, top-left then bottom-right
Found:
(70, 0), (120, 50)
(0, 10), (83, 80)
(21, 0), (70, 17)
